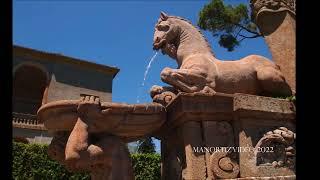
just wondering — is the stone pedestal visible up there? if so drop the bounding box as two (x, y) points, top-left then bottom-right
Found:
(250, 0), (296, 92)
(39, 93), (296, 179)
(156, 93), (296, 179)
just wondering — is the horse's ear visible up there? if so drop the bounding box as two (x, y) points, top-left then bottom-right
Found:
(160, 11), (168, 21)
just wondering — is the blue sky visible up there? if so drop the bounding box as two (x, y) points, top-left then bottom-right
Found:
(13, 0), (271, 152)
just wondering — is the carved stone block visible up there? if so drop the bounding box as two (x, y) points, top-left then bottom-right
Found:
(233, 94), (295, 177)
(158, 93), (295, 179)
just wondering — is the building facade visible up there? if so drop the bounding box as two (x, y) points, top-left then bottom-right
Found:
(13, 45), (119, 144)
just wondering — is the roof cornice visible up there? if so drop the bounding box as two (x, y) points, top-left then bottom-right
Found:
(13, 45), (120, 78)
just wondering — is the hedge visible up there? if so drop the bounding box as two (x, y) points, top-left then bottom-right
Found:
(131, 154), (161, 180)
(13, 142), (160, 180)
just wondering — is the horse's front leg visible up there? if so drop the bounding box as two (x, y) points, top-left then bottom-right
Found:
(160, 67), (215, 94)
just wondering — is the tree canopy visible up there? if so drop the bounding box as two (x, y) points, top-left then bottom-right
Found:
(137, 137), (156, 154)
(198, 0), (262, 51)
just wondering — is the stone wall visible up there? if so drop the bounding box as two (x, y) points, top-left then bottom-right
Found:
(47, 62), (113, 102)
(13, 47), (118, 145)
(13, 55), (114, 103)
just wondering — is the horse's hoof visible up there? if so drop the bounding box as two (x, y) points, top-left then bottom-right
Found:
(150, 85), (164, 98)
(197, 86), (216, 95)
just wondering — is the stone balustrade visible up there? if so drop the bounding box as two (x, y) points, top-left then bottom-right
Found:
(13, 112), (46, 130)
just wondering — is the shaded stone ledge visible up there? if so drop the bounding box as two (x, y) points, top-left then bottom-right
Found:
(37, 100), (166, 142)
(234, 93), (296, 120)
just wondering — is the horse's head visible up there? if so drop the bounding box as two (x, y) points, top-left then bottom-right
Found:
(153, 12), (180, 54)
(153, 12), (215, 59)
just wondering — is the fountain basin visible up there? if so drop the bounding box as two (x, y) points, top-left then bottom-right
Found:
(37, 100), (166, 142)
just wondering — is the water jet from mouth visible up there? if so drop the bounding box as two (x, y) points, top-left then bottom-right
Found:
(136, 51), (158, 103)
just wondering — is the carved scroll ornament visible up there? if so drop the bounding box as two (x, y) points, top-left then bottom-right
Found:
(254, 127), (295, 169)
(251, 0), (296, 21)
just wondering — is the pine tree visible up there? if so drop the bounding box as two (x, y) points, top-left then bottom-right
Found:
(137, 137), (156, 154)
(198, 0), (262, 51)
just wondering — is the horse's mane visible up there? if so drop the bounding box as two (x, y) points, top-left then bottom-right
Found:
(167, 15), (215, 56)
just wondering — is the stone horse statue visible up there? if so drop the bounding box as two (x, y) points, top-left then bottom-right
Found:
(151, 12), (292, 104)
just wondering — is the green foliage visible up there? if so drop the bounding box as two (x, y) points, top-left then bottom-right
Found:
(271, 95), (296, 106)
(286, 95), (296, 102)
(198, 0), (261, 51)
(12, 142), (90, 180)
(137, 137), (156, 154)
(131, 153), (161, 180)
(218, 34), (239, 51)
(13, 142), (160, 180)
(272, 95), (296, 100)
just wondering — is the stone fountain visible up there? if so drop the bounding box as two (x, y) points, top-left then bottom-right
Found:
(38, 96), (165, 180)
(38, 11), (296, 180)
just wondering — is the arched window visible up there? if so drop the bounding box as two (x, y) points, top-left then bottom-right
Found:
(13, 63), (49, 115)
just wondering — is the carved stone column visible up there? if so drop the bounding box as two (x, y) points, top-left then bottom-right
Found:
(250, 0), (296, 92)
(179, 121), (206, 179)
(160, 131), (183, 180)
(157, 93), (240, 180)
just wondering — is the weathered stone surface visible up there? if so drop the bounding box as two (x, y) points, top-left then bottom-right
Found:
(250, 0), (296, 92)
(151, 11), (296, 178)
(203, 121), (238, 179)
(40, 92), (296, 179)
(234, 120), (295, 177)
(38, 95), (167, 180)
(234, 93), (295, 120)
(150, 85), (178, 106)
(210, 151), (240, 179)
(160, 135), (183, 180)
(13, 45), (118, 105)
(37, 10), (296, 179)
(233, 94), (295, 178)
(155, 92), (234, 136)
(233, 94), (295, 177)
(157, 93), (295, 179)
(151, 11), (292, 106)
(250, 0), (295, 22)
(38, 98), (166, 140)
(156, 93), (294, 138)
(179, 121), (206, 179)
(48, 130), (134, 180)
